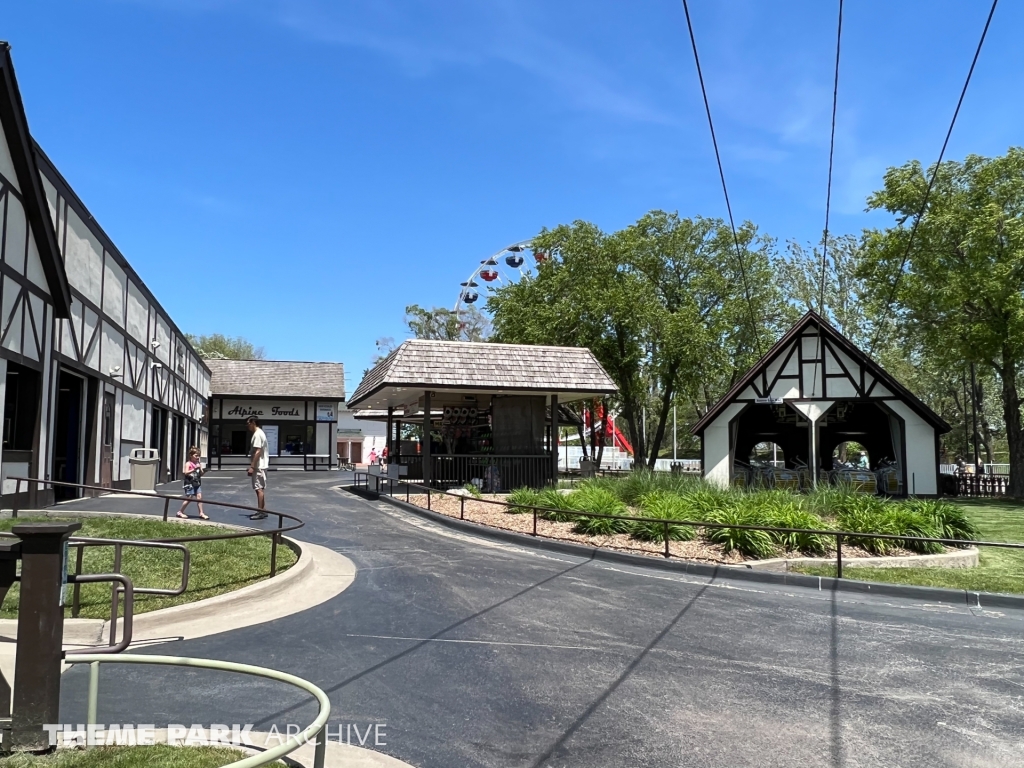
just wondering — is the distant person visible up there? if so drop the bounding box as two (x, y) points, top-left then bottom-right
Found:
(247, 415), (269, 519)
(177, 446), (209, 520)
(857, 452), (869, 469)
(956, 455), (967, 475)
(368, 448), (378, 466)
(382, 446), (389, 466)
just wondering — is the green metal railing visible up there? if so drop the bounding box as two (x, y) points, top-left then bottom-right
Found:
(67, 653), (331, 768)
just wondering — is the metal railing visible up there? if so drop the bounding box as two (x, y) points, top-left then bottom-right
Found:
(6, 476), (304, 577)
(66, 653), (330, 768)
(362, 479), (1024, 580)
(392, 455), (554, 490)
(954, 474), (1010, 497)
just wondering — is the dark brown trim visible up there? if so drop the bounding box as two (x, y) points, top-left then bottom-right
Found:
(691, 311), (950, 435)
(347, 382), (617, 411)
(0, 44), (71, 316)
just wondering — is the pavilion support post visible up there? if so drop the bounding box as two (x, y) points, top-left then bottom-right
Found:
(423, 392), (432, 487)
(386, 407), (394, 462)
(551, 394), (559, 487)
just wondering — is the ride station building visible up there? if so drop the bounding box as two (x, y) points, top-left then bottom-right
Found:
(692, 312), (950, 496)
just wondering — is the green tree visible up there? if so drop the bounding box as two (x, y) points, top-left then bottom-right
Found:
(187, 333), (265, 360)
(859, 148), (1024, 495)
(404, 304), (490, 341)
(488, 212), (787, 469)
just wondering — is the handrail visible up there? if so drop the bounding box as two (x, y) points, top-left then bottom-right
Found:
(64, 573), (134, 654)
(65, 653), (330, 768)
(368, 478), (1019, 579)
(5, 476), (303, 576)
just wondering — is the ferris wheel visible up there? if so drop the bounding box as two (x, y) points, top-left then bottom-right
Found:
(453, 239), (549, 315)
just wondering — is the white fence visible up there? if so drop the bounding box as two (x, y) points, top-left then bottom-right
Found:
(940, 463), (1009, 476)
(558, 447), (701, 473)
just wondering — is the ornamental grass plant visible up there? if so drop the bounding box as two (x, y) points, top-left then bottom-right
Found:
(501, 471), (977, 561)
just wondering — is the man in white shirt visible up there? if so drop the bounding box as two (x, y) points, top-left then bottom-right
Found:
(247, 415), (269, 519)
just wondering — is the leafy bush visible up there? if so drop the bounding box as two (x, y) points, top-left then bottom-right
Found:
(703, 506), (777, 559)
(568, 486), (630, 535)
(462, 483), (482, 498)
(753, 497), (832, 556)
(629, 492), (696, 542)
(535, 489), (580, 523)
(507, 487), (540, 515)
(902, 499), (979, 544)
(835, 496), (944, 554)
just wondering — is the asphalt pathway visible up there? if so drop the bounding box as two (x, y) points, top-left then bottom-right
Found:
(54, 472), (1024, 767)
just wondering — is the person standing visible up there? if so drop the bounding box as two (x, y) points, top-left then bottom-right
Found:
(368, 447), (377, 466)
(177, 446), (209, 520)
(247, 415), (269, 519)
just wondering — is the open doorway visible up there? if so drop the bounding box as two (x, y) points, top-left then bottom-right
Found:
(52, 370), (85, 501)
(100, 392), (115, 487)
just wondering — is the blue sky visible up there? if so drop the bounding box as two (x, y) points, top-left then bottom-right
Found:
(5, 1), (1021, 393)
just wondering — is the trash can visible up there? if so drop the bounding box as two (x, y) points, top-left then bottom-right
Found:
(128, 448), (160, 492)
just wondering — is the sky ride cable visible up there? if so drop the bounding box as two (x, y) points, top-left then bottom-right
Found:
(867, 0), (1000, 357)
(680, 0), (764, 360)
(812, 0), (844, 397)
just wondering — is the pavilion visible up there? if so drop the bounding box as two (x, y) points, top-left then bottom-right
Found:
(346, 339), (617, 489)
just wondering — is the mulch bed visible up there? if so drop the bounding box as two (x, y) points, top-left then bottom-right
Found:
(405, 492), (901, 564)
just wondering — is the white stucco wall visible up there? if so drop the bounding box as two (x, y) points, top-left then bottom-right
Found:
(703, 402), (747, 488)
(885, 401), (938, 495)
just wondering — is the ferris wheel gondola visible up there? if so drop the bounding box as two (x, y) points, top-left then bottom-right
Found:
(454, 239), (538, 314)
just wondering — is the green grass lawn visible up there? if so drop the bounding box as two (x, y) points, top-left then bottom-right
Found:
(0, 517), (297, 620)
(793, 497), (1024, 594)
(0, 745), (287, 767)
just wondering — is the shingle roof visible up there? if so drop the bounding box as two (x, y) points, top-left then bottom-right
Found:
(205, 359), (345, 399)
(348, 340), (617, 408)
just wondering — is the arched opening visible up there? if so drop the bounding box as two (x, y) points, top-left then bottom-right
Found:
(832, 440), (869, 469)
(749, 441), (784, 467)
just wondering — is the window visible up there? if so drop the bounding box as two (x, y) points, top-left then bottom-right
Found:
(3, 363), (40, 451)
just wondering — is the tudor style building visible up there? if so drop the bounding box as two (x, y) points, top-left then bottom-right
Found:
(0, 44), (210, 503)
(691, 312), (950, 496)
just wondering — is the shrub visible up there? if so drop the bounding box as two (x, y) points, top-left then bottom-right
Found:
(628, 492), (696, 542)
(703, 506), (777, 559)
(568, 486), (630, 535)
(462, 483), (482, 498)
(901, 499), (978, 544)
(536, 488), (580, 523)
(507, 488), (540, 515)
(753, 497), (832, 556)
(835, 496), (945, 555)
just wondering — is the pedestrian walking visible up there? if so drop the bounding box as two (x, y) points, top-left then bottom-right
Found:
(368, 447), (378, 466)
(382, 445), (389, 466)
(247, 415), (269, 519)
(177, 446), (209, 519)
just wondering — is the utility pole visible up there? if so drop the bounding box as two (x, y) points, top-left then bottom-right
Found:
(970, 363), (981, 473)
(672, 404), (677, 461)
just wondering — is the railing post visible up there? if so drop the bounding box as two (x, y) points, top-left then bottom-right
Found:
(12, 479), (19, 519)
(162, 497), (169, 522)
(314, 724), (327, 768)
(532, 506), (537, 536)
(406, 482), (410, 503)
(86, 660), (100, 748)
(835, 534), (843, 579)
(664, 520), (670, 558)
(460, 494), (465, 520)
(72, 544), (85, 618)
(109, 544), (122, 646)
(427, 487), (431, 511)
(270, 531), (279, 578)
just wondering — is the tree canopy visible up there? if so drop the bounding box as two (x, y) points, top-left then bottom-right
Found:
(858, 147), (1024, 495)
(187, 333), (265, 360)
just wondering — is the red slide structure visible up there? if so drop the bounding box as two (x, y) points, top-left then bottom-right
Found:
(582, 402), (633, 455)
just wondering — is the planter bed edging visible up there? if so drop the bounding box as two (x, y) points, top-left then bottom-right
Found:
(363, 488), (1023, 611)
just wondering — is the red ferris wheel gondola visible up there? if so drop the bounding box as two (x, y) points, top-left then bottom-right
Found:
(534, 251), (549, 263)
(479, 270), (499, 282)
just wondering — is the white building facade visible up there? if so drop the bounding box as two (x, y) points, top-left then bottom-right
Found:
(0, 45), (210, 503)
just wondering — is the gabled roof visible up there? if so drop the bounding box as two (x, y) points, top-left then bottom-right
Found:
(206, 359), (345, 400)
(348, 339), (618, 409)
(0, 43), (71, 316)
(691, 311), (950, 434)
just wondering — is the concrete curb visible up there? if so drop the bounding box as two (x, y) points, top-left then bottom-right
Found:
(362, 488), (1024, 611)
(0, 515), (355, 647)
(749, 547), (980, 572)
